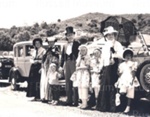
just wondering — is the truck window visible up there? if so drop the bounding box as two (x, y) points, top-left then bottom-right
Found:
(14, 47), (17, 57)
(26, 45), (34, 56)
(18, 46), (24, 57)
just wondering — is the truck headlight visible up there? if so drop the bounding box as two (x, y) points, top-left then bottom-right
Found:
(0, 62), (2, 67)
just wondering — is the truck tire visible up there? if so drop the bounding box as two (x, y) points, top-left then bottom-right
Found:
(10, 72), (18, 90)
(140, 64), (150, 92)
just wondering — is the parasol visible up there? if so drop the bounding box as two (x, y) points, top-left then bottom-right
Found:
(100, 16), (137, 47)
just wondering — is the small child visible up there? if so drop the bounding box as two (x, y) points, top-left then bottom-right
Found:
(70, 71), (79, 106)
(115, 48), (140, 113)
(90, 48), (103, 106)
(47, 63), (62, 105)
(76, 45), (90, 109)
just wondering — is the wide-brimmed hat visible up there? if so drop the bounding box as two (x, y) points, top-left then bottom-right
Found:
(123, 48), (134, 59)
(78, 44), (87, 51)
(103, 26), (118, 36)
(93, 48), (102, 53)
(65, 26), (75, 36)
(32, 38), (43, 46)
(50, 63), (56, 68)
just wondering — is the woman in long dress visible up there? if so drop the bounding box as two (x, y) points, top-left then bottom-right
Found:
(96, 26), (123, 112)
(40, 39), (57, 102)
(40, 48), (53, 102)
(26, 38), (46, 100)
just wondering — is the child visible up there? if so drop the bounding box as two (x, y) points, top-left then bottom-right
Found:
(70, 71), (79, 106)
(47, 63), (62, 105)
(115, 48), (140, 113)
(76, 45), (90, 109)
(90, 48), (103, 107)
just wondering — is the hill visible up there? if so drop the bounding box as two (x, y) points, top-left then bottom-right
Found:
(0, 12), (150, 51)
(59, 12), (150, 33)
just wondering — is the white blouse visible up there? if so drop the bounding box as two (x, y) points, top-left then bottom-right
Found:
(101, 40), (123, 66)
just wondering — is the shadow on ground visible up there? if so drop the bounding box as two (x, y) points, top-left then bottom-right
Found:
(0, 82), (10, 87)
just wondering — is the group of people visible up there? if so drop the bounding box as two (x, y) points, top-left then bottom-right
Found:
(26, 25), (140, 114)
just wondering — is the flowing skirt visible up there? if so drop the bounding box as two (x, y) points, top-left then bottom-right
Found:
(40, 68), (49, 100)
(96, 63), (118, 112)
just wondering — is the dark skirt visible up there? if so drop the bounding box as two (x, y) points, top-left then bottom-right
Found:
(96, 63), (118, 112)
(26, 63), (41, 99)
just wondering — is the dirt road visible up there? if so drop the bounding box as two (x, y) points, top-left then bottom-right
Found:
(0, 82), (149, 117)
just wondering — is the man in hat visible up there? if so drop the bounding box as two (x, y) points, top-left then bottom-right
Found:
(60, 26), (80, 106)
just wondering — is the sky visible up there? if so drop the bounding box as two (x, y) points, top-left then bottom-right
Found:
(0, 0), (150, 28)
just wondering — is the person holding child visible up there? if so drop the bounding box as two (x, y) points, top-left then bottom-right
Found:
(40, 47), (53, 102)
(115, 48), (140, 113)
(40, 38), (57, 100)
(45, 47), (60, 103)
(75, 45), (90, 109)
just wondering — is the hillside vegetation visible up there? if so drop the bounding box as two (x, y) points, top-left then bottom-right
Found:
(1, 12), (150, 51)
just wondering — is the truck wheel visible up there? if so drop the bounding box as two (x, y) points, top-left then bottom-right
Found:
(140, 64), (150, 92)
(10, 72), (18, 90)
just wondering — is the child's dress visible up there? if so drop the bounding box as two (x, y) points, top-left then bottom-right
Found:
(76, 56), (90, 88)
(76, 55), (90, 100)
(115, 60), (140, 98)
(90, 57), (103, 88)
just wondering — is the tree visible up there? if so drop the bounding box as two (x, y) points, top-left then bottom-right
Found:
(0, 31), (13, 50)
(57, 19), (61, 22)
(14, 31), (30, 42)
(40, 22), (49, 29)
(76, 23), (83, 27)
(9, 25), (18, 38)
(131, 18), (137, 24)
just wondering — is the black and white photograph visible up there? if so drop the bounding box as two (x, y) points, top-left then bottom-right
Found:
(0, 0), (150, 117)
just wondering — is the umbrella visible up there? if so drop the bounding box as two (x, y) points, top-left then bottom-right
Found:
(100, 16), (137, 47)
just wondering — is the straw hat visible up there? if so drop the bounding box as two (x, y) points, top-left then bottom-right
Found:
(78, 44), (87, 51)
(103, 26), (118, 36)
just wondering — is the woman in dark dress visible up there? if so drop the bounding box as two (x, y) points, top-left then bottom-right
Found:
(96, 26), (123, 112)
(26, 38), (46, 100)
